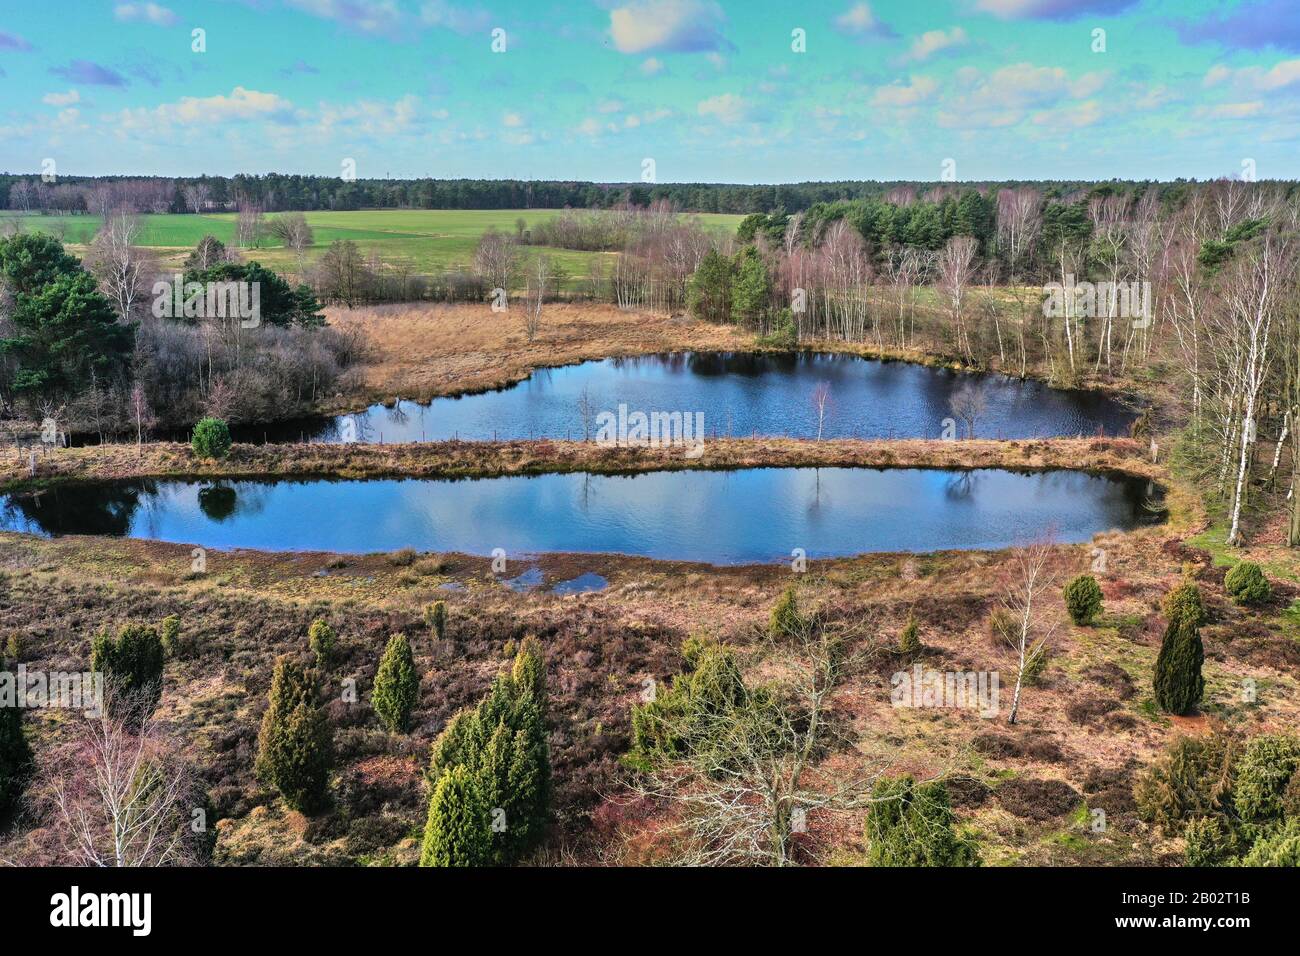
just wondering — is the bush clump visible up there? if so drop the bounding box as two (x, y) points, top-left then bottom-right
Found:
(1183, 816), (1235, 866)
(425, 601), (447, 641)
(159, 615), (182, 657)
(1134, 733), (1236, 832)
(90, 623), (165, 717)
(372, 634), (419, 733)
(1224, 562), (1271, 606)
(420, 765), (492, 867)
(865, 776), (980, 867)
(1153, 582), (1206, 715)
(191, 417), (232, 460)
(897, 615), (921, 654)
(308, 619), (336, 667)
(255, 656), (334, 814)
(768, 585), (802, 638)
(1233, 734), (1300, 823)
(1063, 574), (1104, 625)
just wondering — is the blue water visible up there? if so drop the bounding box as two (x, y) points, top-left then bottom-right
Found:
(239, 352), (1136, 444)
(0, 468), (1162, 564)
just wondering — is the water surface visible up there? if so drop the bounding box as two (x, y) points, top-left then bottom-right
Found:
(233, 352), (1135, 444)
(0, 468), (1162, 564)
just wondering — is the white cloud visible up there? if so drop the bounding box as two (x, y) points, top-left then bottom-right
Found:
(834, 3), (896, 38)
(420, 1), (492, 35)
(609, 0), (729, 54)
(502, 111), (525, 127)
(696, 92), (748, 123)
(1204, 101), (1265, 119)
(597, 99), (625, 113)
(114, 87), (294, 131)
(42, 90), (81, 106)
(1204, 58), (1300, 91)
(871, 75), (938, 107)
(640, 57), (665, 76)
(114, 3), (178, 26)
(903, 26), (968, 62)
(287, 0), (403, 37)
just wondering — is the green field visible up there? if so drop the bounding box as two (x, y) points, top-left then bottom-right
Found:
(3, 209), (745, 287)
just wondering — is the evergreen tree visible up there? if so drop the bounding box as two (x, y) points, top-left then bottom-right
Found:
(730, 248), (771, 326)
(1153, 583), (1206, 715)
(372, 633), (419, 733)
(0, 651), (32, 821)
(865, 776), (979, 866)
(420, 766), (492, 867)
(898, 615), (921, 654)
(90, 623), (165, 717)
(686, 249), (735, 323)
(308, 619), (336, 667)
(1063, 574), (1104, 625)
(255, 656), (333, 814)
(768, 585), (802, 638)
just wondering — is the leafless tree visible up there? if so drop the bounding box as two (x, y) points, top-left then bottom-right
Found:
(811, 381), (831, 440)
(938, 235), (978, 362)
(627, 604), (885, 865)
(473, 227), (519, 293)
(576, 385), (597, 441)
(129, 383), (156, 445)
(526, 255), (552, 342)
(236, 200), (265, 248)
(86, 212), (154, 323)
(38, 691), (203, 867)
(948, 381), (987, 438)
(999, 538), (1061, 725)
(269, 212), (314, 275)
(182, 183), (211, 216)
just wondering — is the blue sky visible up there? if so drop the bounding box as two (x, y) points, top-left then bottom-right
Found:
(0, 0), (1297, 182)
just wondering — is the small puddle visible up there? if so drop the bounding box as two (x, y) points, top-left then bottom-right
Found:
(551, 572), (609, 595)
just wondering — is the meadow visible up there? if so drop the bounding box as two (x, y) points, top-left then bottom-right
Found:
(2, 208), (745, 284)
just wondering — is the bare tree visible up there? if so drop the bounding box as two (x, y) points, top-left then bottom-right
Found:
(526, 254), (552, 342)
(473, 227), (519, 293)
(86, 211), (154, 323)
(182, 182), (211, 216)
(236, 200), (265, 248)
(129, 383), (156, 445)
(999, 539), (1061, 725)
(811, 381), (831, 440)
(269, 212), (314, 275)
(627, 603), (885, 866)
(948, 382), (987, 438)
(938, 236), (978, 362)
(39, 693), (202, 867)
(576, 385), (597, 441)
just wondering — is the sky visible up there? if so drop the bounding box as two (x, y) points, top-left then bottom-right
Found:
(0, 0), (1297, 183)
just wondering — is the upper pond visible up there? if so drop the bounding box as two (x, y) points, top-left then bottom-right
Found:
(238, 352), (1136, 444)
(0, 468), (1162, 564)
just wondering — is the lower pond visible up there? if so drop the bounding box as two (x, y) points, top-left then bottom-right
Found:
(0, 467), (1163, 565)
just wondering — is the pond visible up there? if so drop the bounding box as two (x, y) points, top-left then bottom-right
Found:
(232, 352), (1136, 444)
(0, 468), (1163, 564)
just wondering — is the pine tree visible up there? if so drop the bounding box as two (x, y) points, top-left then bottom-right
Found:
(255, 656), (333, 813)
(769, 585), (802, 638)
(372, 633), (419, 733)
(420, 766), (492, 867)
(308, 619), (336, 667)
(425, 601), (447, 642)
(1063, 574), (1104, 625)
(898, 615), (921, 653)
(1153, 583), (1206, 715)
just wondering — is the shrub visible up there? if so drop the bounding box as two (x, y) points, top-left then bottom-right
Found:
(1134, 733), (1236, 832)
(1183, 816), (1235, 866)
(988, 607), (1017, 645)
(1153, 583), (1205, 715)
(90, 623), (165, 717)
(159, 615), (182, 657)
(1224, 562), (1271, 606)
(0, 691), (31, 821)
(768, 586), (802, 638)
(1283, 768), (1300, 818)
(422, 640), (550, 865)
(425, 601), (447, 641)
(420, 766), (492, 867)
(1234, 734), (1300, 823)
(308, 619), (336, 667)
(3, 635), (22, 663)
(372, 634), (419, 733)
(387, 548), (417, 567)
(191, 417), (232, 459)
(898, 615), (921, 654)
(255, 656), (333, 814)
(1063, 574), (1104, 625)
(865, 776), (980, 867)
(630, 638), (748, 761)
(1238, 819), (1300, 866)
(1022, 645), (1049, 686)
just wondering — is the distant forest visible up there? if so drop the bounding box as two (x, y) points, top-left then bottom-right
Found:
(3, 172), (1298, 216)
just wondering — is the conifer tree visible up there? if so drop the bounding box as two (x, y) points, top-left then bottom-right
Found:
(1154, 583), (1206, 715)
(420, 766), (492, 867)
(255, 656), (334, 813)
(372, 633), (419, 733)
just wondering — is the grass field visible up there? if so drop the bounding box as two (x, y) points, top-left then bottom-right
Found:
(2, 208), (745, 286)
